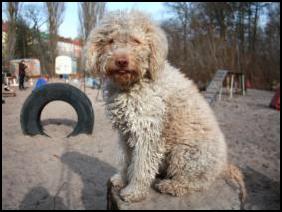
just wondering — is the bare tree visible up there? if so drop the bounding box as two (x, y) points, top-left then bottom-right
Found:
(24, 4), (47, 30)
(78, 2), (106, 42)
(45, 2), (65, 77)
(23, 4), (49, 74)
(163, 2), (279, 89)
(199, 2), (236, 41)
(165, 2), (191, 64)
(5, 2), (21, 63)
(263, 2), (280, 88)
(78, 2), (105, 85)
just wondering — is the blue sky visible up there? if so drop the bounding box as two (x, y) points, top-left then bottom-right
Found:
(2, 2), (170, 39)
(2, 2), (269, 39)
(61, 2), (171, 39)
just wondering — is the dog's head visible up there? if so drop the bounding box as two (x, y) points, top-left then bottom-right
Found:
(83, 10), (168, 89)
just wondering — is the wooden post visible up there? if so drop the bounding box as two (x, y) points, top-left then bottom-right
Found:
(230, 74), (234, 99)
(83, 69), (86, 93)
(242, 74), (245, 96)
(226, 75), (230, 94)
(29, 78), (33, 86)
(219, 86), (222, 101)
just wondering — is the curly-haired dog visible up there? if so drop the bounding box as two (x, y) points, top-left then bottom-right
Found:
(83, 10), (246, 203)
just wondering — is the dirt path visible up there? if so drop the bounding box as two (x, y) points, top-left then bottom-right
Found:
(2, 81), (280, 210)
(2, 80), (119, 209)
(212, 89), (280, 210)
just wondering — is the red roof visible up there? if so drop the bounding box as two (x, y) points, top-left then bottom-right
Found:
(58, 36), (82, 46)
(72, 39), (82, 46)
(2, 22), (8, 32)
(2, 21), (82, 47)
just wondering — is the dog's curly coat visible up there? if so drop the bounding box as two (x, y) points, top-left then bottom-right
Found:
(83, 10), (245, 203)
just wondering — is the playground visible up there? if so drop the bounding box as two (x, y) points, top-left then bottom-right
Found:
(2, 79), (280, 209)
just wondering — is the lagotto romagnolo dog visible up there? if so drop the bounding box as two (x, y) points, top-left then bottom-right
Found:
(83, 10), (246, 203)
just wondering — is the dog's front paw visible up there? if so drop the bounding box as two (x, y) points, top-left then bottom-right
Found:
(154, 179), (187, 197)
(110, 174), (126, 190)
(120, 186), (147, 202)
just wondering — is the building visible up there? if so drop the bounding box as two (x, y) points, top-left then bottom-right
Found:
(2, 21), (83, 67)
(57, 36), (83, 59)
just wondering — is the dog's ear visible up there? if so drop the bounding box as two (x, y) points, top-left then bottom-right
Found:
(148, 26), (168, 80)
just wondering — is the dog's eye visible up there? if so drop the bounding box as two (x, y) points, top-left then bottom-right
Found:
(108, 39), (114, 44)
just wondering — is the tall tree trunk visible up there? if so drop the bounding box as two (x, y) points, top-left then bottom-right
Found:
(247, 3), (252, 52)
(5, 2), (20, 63)
(45, 2), (65, 77)
(78, 2), (106, 42)
(252, 3), (259, 52)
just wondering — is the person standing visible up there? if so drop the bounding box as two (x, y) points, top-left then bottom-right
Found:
(19, 60), (27, 90)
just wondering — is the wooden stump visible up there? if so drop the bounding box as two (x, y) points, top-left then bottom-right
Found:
(107, 176), (244, 210)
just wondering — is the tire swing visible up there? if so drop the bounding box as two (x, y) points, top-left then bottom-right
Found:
(20, 83), (94, 137)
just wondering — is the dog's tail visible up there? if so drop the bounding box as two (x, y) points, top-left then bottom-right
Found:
(225, 164), (247, 209)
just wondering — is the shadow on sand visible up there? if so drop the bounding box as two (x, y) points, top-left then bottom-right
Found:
(19, 186), (68, 210)
(41, 118), (77, 128)
(19, 152), (116, 210)
(243, 166), (280, 210)
(61, 151), (116, 209)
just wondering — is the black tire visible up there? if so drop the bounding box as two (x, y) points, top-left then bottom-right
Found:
(20, 83), (94, 137)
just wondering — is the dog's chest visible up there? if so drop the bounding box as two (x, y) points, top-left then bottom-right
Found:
(105, 88), (166, 136)
(106, 94), (134, 133)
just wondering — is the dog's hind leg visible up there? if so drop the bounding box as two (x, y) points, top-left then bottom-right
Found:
(154, 144), (225, 196)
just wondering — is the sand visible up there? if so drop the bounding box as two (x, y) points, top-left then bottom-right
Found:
(2, 80), (280, 210)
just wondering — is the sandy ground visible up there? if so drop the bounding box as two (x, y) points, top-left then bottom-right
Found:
(2, 80), (280, 210)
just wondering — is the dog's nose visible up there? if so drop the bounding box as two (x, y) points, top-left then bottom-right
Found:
(115, 58), (129, 68)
